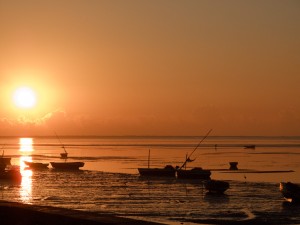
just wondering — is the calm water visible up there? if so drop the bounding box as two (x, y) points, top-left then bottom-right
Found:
(1, 136), (300, 224)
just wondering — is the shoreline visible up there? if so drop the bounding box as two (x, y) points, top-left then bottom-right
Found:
(0, 200), (165, 225)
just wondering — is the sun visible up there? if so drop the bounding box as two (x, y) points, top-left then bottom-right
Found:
(13, 87), (37, 109)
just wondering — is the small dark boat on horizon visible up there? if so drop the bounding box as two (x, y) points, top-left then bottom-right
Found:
(50, 162), (85, 170)
(204, 180), (230, 194)
(280, 182), (300, 203)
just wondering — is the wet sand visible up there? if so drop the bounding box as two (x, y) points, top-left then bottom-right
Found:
(0, 200), (164, 225)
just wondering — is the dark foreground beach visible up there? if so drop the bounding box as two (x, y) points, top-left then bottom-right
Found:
(0, 200), (164, 225)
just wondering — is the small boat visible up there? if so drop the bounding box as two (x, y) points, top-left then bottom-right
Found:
(50, 162), (84, 170)
(280, 182), (300, 203)
(138, 165), (176, 177)
(24, 161), (49, 169)
(0, 168), (22, 182)
(177, 167), (211, 179)
(138, 149), (176, 177)
(204, 180), (230, 194)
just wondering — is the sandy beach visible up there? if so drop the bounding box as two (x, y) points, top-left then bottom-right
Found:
(0, 200), (164, 225)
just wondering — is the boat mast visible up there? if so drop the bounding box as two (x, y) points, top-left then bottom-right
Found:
(179, 129), (213, 170)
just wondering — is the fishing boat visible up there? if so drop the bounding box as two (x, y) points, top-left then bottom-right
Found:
(24, 161), (49, 169)
(0, 149), (11, 170)
(0, 167), (22, 182)
(176, 129), (212, 180)
(204, 180), (230, 194)
(50, 162), (84, 170)
(177, 167), (211, 179)
(138, 149), (176, 177)
(138, 165), (176, 177)
(280, 182), (300, 203)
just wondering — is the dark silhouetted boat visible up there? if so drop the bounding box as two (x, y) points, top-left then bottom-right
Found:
(50, 162), (84, 170)
(24, 161), (49, 169)
(204, 180), (230, 194)
(176, 129), (212, 180)
(0, 167), (22, 182)
(280, 182), (300, 203)
(138, 165), (176, 177)
(177, 167), (211, 179)
(0, 149), (11, 170)
(138, 149), (176, 177)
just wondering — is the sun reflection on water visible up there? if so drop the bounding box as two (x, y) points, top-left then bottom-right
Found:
(19, 138), (33, 204)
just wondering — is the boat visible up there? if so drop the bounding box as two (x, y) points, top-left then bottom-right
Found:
(280, 182), (300, 203)
(0, 149), (11, 170)
(24, 161), (49, 169)
(176, 129), (212, 180)
(50, 162), (84, 170)
(177, 167), (211, 179)
(204, 180), (230, 194)
(138, 149), (176, 177)
(138, 165), (176, 177)
(0, 168), (22, 182)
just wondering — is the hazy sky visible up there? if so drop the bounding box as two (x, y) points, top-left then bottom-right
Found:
(0, 0), (299, 136)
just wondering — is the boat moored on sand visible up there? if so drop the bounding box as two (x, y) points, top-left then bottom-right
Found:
(50, 162), (85, 170)
(138, 165), (176, 177)
(24, 161), (49, 169)
(177, 167), (211, 179)
(280, 182), (300, 203)
(204, 180), (230, 194)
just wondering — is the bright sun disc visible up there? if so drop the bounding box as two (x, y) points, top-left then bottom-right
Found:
(13, 87), (37, 108)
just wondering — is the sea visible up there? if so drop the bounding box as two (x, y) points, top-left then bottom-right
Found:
(1, 136), (300, 224)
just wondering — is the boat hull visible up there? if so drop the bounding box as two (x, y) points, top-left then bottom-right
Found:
(138, 168), (176, 177)
(24, 161), (49, 169)
(0, 169), (22, 182)
(177, 168), (211, 179)
(280, 182), (300, 203)
(50, 162), (84, 170)
(205, 180), (230, 194)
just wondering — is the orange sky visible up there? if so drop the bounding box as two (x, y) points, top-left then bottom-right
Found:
(0, 0), (299, 136)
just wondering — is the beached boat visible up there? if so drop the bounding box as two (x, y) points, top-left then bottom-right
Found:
(176, 130), (212, 180)
(50, 162), (84, 170)
(0, 168), (22, 182)
(280, 182), (300, 203)
(177, 167), (211, 179)
(24, 161), (49, 169)
(138, 149), (176, 177)
(204, 180), (230, 194)
(138, 165), (176, 177)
